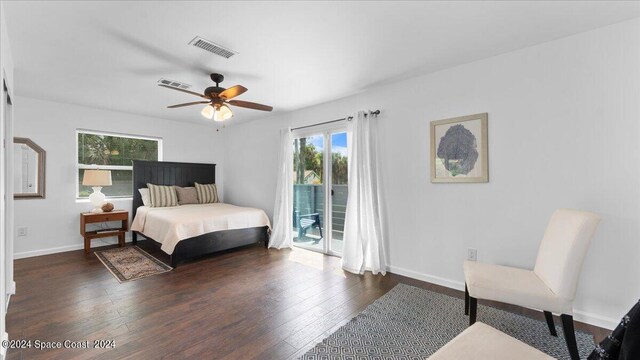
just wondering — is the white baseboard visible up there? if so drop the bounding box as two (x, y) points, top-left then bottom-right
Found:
(14, 237), (134, 260)
(389, 265), (465, 291)
(14, 244), (84, 259)
(573, 309), (618, 330)
(387, 265), (618, 330)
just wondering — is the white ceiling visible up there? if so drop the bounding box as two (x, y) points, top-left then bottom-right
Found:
(4, 1), (640, 125)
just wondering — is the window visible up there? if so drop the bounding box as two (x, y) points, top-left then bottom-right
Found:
(77, 130), (162, 198)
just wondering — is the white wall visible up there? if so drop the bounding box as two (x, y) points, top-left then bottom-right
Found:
(1, 4), (14, 93)
(13, 97), (225, 257)
(0, 2), (15, 357)
(223, 18), (640, 329)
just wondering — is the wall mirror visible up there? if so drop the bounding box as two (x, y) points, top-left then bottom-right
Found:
(13, 137), (46, 199)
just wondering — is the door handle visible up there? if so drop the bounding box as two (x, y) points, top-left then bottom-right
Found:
(331, 189), (334, 196)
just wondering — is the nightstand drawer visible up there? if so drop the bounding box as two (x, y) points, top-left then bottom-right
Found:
(82, 211), (128, 224)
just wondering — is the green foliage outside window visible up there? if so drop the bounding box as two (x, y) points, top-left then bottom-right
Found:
(293, 137), (348, 185)
(332, 152), (348, 185)
(77, 132), (160, 198)
(77, 133), (158, 166)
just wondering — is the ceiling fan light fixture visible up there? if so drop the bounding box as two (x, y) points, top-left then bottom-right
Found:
(161, 73), (272, 122)
(214, 104), (233, 122)
(201, 104), (214, 119)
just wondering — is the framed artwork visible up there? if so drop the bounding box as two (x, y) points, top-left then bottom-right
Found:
(430, 113), (488, 183)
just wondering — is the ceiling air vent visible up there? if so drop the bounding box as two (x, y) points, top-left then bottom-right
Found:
(157, 78), (191, 90)
(188, 36), (237, 59)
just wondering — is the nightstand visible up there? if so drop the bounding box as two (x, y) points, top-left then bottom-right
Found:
(80, 210), (129, 254)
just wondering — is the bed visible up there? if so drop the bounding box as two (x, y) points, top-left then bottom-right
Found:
(131, 160), (270, 267)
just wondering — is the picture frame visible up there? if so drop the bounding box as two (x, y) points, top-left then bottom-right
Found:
(430, 113), (488, 183)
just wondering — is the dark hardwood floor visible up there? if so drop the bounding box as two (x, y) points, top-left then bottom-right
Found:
(6, 241), (609, 359)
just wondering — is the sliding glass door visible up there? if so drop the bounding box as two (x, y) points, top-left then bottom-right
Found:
(329, 132), (347, 254)
(293, 133), (326, 252)
(292, 127), (348, 256)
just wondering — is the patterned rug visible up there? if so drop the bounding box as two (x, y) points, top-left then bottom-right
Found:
(95, 246), (172, 283)
(301, 283), (595, 359)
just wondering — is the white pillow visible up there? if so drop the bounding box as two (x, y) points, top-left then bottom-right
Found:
(138, 188), (151, 206)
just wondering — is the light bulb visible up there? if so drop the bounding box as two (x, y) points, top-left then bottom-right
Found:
(201, 104), (214, 119)
(214, 104), (233, 122)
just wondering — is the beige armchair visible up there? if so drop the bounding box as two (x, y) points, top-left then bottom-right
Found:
(463, 209), (601, 360)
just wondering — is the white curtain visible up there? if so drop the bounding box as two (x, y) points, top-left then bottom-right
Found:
(342, 111), (387, 275)
(269, 128), (293, 249)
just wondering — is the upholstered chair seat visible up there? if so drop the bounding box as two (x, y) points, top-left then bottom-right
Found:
(464, 261), (573, 315)
(429, 322), (553, 360)
(463, 209), (601, 360)
(430, 299), (640, 360)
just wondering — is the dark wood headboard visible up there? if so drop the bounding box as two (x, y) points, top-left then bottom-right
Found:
(132, 160), (216, 219)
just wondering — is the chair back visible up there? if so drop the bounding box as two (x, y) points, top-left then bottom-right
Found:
(533, 209), (601, 301)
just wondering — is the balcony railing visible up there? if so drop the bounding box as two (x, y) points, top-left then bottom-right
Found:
(293, 184), (347, 251)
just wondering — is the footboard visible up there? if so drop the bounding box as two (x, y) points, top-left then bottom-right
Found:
(133, 226), (270, 267)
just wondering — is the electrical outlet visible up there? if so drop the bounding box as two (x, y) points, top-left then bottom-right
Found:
(17, 227), (27, 237)
(467, 248), (477, 261)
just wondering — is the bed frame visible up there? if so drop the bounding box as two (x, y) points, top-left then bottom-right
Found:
(132, 160), (269, 267)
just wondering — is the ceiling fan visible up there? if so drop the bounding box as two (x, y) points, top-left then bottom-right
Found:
(159, 73), (273, 121)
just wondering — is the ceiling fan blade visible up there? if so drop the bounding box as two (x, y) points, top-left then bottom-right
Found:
(158, 84), (209, 99)
(227, 100), (273, 112)
(219, 85), (248, 100)
(167, 101), (210, 108)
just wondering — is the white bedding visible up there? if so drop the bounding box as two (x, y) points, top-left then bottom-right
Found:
(131, 203), (271, 254)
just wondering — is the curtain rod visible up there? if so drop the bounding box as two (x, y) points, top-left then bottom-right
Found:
(290, 110), (380, 131)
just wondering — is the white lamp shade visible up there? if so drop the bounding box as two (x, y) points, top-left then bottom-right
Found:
(82, 169), (112, 186)
(214, 104), (233, 122)
(201, 105), (214, 119)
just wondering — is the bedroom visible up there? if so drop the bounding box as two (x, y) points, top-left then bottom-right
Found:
(0, 1), (639, 359)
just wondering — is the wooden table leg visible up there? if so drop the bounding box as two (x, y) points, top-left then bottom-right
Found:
(118, 233), (125, 247)
(84, 237), (90, 254)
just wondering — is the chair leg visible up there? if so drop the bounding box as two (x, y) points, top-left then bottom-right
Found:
(464, 284), (469, 316)
(317, 224), (323, 238)
(561, 314), (580, 360)
(469, 296), (477, 326)
(544, 311), (558, 337)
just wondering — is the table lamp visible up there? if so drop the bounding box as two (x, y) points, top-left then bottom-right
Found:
(82, 169), (112, 213)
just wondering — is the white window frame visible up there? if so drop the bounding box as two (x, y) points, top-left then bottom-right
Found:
(76, 129), (163, 199)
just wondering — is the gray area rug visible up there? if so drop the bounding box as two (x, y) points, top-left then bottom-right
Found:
(301, 283), (595, 359)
